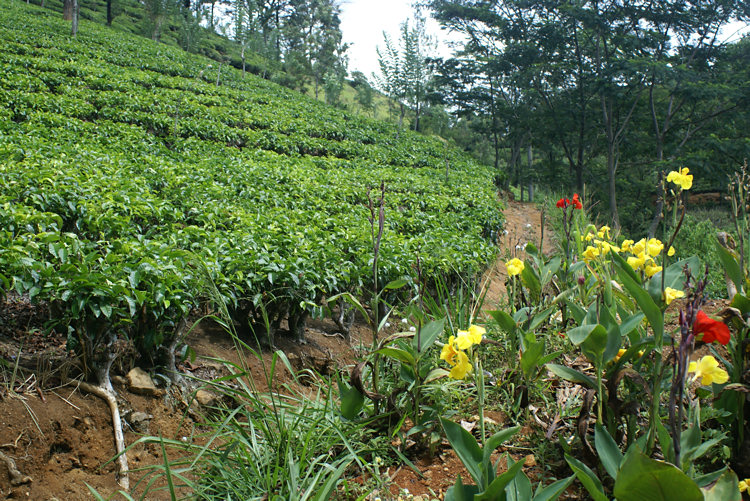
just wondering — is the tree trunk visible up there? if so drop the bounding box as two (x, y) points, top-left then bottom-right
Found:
(241, 45), (246, 78)
(71, 0), (78, 37)
(607, 143), (620, 230)
(63, 0), (73, 20)
(527, 144), (533, 202)
(106, 0), (113, 26)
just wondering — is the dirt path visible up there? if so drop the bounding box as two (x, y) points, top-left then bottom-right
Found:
(482, 199), (557, 312)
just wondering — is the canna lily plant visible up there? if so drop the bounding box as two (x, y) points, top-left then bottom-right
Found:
(439, 324), (574, 500)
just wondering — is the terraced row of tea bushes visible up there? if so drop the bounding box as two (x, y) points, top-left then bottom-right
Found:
(0, 3), (504, 385)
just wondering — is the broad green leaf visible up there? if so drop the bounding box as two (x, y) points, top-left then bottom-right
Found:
(546, 363), (596, 389)
(595, 424), (623, 480)
(521, 339), (545, 380)
(374, 347), (415, 366)
(566, 323), (603, 345)
(619, 312), (645, 338)
(424, 367), (449, 383)
(384, 278), (408, 290)
(615, 264), (663, 339)
(476, 456), (525, 500)
(529, 306), (556, 331)
(445, 475), (480, 501)
(565, 454), (609, 501)
(730, 293), (750, 315)
(613, 449), (702, 501)
(611, 249), (641, 285)
(715, 241), (744, 294)
(489, 310), (516, 334)
(533, 475), (575, 501)
(701, 470), (741, 501)
(506, 458), (533, 501)
(338, 382), (364, 420)
(413, 318), (445, 353)
(647, 256), (701, 303)
(483, 426), (520, 470)
(521, 261), (541, 299)
(440, 418), (483, 487)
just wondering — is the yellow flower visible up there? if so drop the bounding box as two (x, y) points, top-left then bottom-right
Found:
(631, 238), (647, 255)
(739, 478), (749, 493)
(688, 355), (729, 385)
(440, 336), (459, 366)
(646, 238), (664, 257)
(627, 252), (647, 270)
(666, 167), (693, 190)
(644, 263), (662, 278)
(614, 348), (627, 362)
(663, 287), (685, 305)
(456, 325), (485, 350)
(595, 240), (614, 256)
(621, 239), (634, 252)
(583, 245), (600, 262)
(505, 258), (524, 276)
(449, 350), (472, 379)
(585, 232), (595, 242)
(597, 225), (611, 239)
(468, 324), (485, 344)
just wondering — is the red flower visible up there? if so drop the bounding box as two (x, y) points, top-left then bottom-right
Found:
(556, 198), (570, 208)
(572, 193), (583, 210)
(694, 310), (730, 345)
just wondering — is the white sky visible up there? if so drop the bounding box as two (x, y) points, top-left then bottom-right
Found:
(339, 1), (749, 82)
(338, 0), (459, 79)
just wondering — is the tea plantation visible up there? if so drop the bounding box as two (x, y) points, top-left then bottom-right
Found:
(0, 3), (503, 378)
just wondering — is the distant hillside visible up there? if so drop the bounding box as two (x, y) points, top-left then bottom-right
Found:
(30, 0), (401, 122)
(0, 2), (502, 370)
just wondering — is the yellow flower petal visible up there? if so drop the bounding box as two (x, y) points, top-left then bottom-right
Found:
(645, 263), (662, 278)
(467, 325), (485, 345)
(668, 246), (675, 257)
(646, 238), (664, 257)
(505, 258), (524, 276)
(440, 336), (459, 366)
(689, 355), (729, 386)
(631, 238), (647, 255)
(663, 287), (684, 305)
(583, 245), (600, 262)
(614, 348), (627, 362)
(455, 330), (473, 350)
(449, 351), (472, 379)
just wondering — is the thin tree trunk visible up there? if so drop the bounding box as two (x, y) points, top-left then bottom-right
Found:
(71, 0), (78, 37)
(607, 143), (620, 229)
(63, 0), (73, 20)
(527, 144), (533, 202)
(106, 0), (113, 26)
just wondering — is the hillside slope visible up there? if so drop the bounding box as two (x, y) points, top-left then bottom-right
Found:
(0, 2), (503, 374)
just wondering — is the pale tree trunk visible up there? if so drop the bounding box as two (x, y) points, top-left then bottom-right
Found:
(71, 0), (78, 37)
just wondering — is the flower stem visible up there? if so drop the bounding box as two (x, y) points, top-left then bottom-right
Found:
(477, 357), (486, 447)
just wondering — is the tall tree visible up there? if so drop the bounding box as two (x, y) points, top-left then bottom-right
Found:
(427, 0), (749, 228)
(375, 16), (434, 132)
(282, 0), (347, 99)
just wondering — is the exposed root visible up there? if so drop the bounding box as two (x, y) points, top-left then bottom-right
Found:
(0, 450), (32, 486)
(75, 380), (129, 490)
